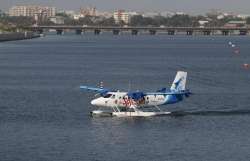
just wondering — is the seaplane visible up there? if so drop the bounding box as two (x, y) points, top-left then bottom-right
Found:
(80, 71), (191, 117)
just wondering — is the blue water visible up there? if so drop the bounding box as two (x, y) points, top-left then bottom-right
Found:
(0, 34), (250, 161)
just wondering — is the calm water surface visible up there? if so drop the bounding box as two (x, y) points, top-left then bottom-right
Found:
(0, 33), (250, 161)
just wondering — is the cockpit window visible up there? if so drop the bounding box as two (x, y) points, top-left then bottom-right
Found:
(103, 94), (112, 98)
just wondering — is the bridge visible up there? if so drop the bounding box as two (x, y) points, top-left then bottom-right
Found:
(28, 26), (250, 36)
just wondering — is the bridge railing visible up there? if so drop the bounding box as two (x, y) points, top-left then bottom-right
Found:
(26, 26), (250, 36)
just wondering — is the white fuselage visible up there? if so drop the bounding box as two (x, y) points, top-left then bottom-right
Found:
(91, 92), (169, 108)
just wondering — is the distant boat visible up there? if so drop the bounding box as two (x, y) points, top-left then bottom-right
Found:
(39, 33), (45, 37)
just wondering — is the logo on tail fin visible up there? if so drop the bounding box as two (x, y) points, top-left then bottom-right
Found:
(171, 71), (187, 91)
(173, 77), (184, 90)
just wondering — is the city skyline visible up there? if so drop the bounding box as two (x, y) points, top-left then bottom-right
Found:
(1, 0), (250, 14)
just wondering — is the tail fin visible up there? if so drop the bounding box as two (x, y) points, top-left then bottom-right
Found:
(170, 71), (187, 91)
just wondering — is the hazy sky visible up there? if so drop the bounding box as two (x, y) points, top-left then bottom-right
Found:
(1, 0), (250, 14)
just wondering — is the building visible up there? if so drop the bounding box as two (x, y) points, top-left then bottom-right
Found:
(73, 14), (85, 20)
(80, 7), (96, 17)
(142, 12), (160, 18)
(73, 7), (97, 20)
(49, 16), (64, 24)
(113, 10), (136, 24)
(224, 21), (246, 27)
(57, 10), (75, 18)
(160, 11), (174, 17)
(237, 14), (250, 19)
(198, 20), (209, 25)
(175, 12), (186, 15)
(9, 5), (56, 18)
(96, 11), (113, 18)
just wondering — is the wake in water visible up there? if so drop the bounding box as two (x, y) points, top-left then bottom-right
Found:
(170, 109), (250, 117)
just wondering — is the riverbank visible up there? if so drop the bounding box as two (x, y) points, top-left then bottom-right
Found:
(0, 32), (40, 42)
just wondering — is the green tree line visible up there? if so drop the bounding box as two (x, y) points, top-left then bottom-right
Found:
(1, 9), (250, 30)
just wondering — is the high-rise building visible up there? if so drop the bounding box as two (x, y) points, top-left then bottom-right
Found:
(73, 7), (97, 20)
(9, 5), (56, 18)
(113, 10), (130, 24)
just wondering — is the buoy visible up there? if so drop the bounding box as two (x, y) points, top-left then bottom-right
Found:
(229, 41), (232, 45)
(243, 63), (249, 69)
(234, 49), (240, 54)
(231, 44), (236, 48)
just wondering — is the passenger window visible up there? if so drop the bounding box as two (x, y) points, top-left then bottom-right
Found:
(128, 108), (135, 112)
(111, 95), (116, 99)
(104, 94), (112, 98)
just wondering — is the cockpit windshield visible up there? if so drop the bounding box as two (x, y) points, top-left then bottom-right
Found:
(103, 94), (112, 98)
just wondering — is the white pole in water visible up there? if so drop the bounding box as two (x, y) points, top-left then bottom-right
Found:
(24, 31), (27, 38)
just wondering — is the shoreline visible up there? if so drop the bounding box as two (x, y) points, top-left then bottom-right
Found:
(0, 32), (40, 42)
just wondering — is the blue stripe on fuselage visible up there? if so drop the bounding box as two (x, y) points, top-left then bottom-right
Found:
(163, 94), (183, 104)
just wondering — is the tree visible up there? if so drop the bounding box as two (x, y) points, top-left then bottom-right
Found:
(167, 15), (193, 27)
(130, 15), (144, 26)
(0, 15), (36, 32)
(97, 17), (116, 26)
(129, 14), (199, 27)
(55, 12), (69, 18)
(38, 18), (55, 26)
(130, 15), (159, 26)
(246, 17), (250, 24)
(78, 16), (94, 25)
(0, 10), (7, 18)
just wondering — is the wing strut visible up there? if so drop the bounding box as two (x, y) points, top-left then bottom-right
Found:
(154, 105), (162, 112)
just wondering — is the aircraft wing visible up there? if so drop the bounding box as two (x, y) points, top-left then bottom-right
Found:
(146, 90), (191, 95)
(80, 86), (108, 92)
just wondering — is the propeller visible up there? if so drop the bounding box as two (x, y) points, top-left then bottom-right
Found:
(94, 81), (108, 97)
(99, 90), (109, 97)
(99, 81), (104, 89)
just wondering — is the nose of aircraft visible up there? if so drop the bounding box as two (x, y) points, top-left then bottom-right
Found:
(91, 99), (100, 106)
